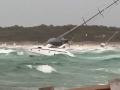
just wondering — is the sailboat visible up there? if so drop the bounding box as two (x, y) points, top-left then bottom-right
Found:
(29, 0), (119, 56)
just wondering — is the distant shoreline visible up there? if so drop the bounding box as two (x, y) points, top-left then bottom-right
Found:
(0, 41), (120, 51)
(0, 25), (119, 42)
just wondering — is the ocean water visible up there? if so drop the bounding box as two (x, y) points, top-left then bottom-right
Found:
(0, 47), (120, 89)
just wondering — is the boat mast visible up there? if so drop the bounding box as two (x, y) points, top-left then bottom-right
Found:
(57, 0), (120, 39)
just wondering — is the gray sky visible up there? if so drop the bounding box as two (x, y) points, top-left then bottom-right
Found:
(0, 0), (120, 27)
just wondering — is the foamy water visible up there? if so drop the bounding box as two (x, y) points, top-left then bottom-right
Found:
(0, 44), (119, 89)
(26, 65), (57, 73)
(0, 49), (15, 54)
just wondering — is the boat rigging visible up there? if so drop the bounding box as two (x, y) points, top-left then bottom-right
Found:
(47, 0), (120, 47)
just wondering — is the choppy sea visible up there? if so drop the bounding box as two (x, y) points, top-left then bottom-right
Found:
(0, 46), (120, 90)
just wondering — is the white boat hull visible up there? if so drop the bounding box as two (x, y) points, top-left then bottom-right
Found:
(29, 47), (75, 57)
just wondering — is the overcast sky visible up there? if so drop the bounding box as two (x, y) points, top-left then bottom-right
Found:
(0, 0), (120, 27)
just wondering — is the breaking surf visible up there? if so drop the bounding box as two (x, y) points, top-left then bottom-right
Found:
(0, 45), (119, 88)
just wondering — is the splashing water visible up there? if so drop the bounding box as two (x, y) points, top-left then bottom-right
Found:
(0, 46), (119, 89)
(26, 65), (56, 73)
(36, 65), (56, 73)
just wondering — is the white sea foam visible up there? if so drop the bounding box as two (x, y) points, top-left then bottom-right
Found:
(0, 49), (15, 54)
(26, 64), (57, 73)
(36, 65), (57, 73)
(0, 43), (119, 56)
(17, 51), (24, 55)
(26, 65), (33, 69)
(70, 44), (119, 53)
(76, 46), (115, 53)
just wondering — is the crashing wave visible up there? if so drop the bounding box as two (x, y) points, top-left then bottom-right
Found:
(26, 64), (57, 73)
(0, 48), (15, 54)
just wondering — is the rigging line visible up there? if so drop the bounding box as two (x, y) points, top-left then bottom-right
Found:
(57, 0), (119, 39)
(105, 31), (119, 44)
